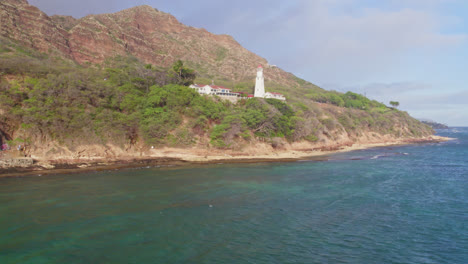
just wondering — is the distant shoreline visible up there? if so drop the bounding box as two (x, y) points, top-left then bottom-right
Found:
(0, 136), (454, 178)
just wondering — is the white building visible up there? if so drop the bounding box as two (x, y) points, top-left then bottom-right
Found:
(189, 84), (240, 97)
(189, 65), (286, 101)
(254, 65), (265, 98)
(190, 84), (211, 95)
(265, 92), (286, 101)
(255, 65), (286, 101)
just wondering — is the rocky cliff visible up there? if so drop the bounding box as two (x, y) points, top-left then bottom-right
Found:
(0, 0), (71, 55)
(0, 0), (299, 87)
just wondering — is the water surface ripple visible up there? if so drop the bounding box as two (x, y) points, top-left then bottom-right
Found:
(1, 128), (467, 263)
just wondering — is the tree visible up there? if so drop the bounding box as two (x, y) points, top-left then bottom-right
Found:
(169, 60), (196, 86)
(390, 101), (400, 108)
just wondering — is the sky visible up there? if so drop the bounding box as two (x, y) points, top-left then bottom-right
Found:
(29, 0), (468, 126)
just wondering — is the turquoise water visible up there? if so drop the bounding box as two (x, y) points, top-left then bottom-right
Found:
(1, 128), (467, 263)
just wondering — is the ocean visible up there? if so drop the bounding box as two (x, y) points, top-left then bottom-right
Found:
(0, 128), (467, 263)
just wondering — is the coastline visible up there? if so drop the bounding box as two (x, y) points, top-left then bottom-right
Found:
(0, 135), (454, 178)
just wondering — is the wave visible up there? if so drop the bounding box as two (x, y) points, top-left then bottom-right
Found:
(371, 152), (408, 160)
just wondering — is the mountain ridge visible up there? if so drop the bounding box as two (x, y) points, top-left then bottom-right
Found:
(1, 0), (301, 89)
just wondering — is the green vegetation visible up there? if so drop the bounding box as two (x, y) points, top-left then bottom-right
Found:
(169, 60), (196, 86)
(390, 101), (400, 108)
(306, 90), (388, 110)
(215, 46), (228, 62)
(0, 38), (433, 150)
(0, 40), (302, 148)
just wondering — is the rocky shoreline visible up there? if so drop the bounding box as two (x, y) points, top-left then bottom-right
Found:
(0, 135), (453, 178)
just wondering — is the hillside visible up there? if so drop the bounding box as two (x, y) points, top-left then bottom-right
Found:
(0, 0), (304, 90)
(0, 0), (436, 167)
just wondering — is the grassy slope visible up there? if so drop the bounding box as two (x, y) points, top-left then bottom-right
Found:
(0, 38), (433, 154)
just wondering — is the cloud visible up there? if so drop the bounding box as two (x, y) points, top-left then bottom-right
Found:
(329, 81), (468, 125)
(404, 90), (468, 107)
(163, 0), (466, 84)
(264, 1), (466, 83)
(332, 81), (468, 107)
(388, 0), (458, 8)
(330, 82), (428, 98)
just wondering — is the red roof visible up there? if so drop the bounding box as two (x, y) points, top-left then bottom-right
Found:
(258, 64), (263, 68)
(248, 94), (254, 97)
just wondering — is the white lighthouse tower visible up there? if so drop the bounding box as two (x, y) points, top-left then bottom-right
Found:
(254, 65), (265, 98)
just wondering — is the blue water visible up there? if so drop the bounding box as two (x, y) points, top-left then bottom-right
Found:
(1, 128), (467, 263)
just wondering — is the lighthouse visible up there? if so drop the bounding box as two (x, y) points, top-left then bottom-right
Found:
(254, 65), (265, 98)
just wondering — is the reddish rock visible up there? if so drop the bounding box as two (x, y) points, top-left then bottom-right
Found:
(0, 0), (299, 87)
(0, 0), (71, 55)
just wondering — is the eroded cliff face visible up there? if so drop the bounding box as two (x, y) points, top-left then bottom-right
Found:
(1, 0), (298, 87)
(0, 0), (71, 55)
(17, 123), (437, 166)
(10, 99), (433, 164)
